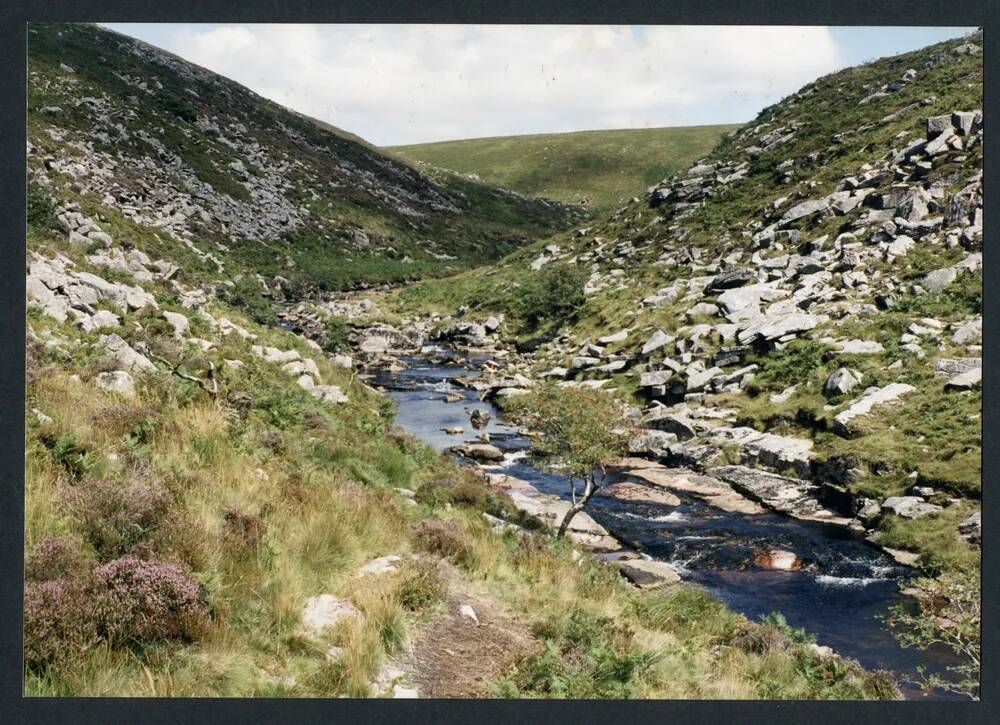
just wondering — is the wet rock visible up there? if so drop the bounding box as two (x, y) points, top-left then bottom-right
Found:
(753, 548), (800, 571)
(487, 473), (621, 551)
(450, 443), (504, 462)
(623, 464), (764, 514)
(469, 408), (491, 429)
(597, 481), (681, 507)
(709, 465), (848, 524)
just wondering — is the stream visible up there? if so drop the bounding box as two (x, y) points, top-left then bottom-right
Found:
(370, 346), (965, 700)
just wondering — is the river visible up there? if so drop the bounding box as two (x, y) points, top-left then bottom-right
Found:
(368, 345), (967, 700)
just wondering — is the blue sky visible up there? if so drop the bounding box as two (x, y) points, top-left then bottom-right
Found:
(102, 24), (974, 146)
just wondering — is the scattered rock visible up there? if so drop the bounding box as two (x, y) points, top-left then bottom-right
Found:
(881, 496), (942, 520)
(616, 558), (681, 589)
(300, 594), (360, 638)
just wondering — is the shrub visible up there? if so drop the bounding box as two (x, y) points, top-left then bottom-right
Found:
(319, 316), (351, 354)
(888, 569), (980, 700)
(24, 577), (98, 670)
(27, 178), (56, 231)
(25, 538), (85, 582)
(91, 405), (159, 441)
(512, 263), (588, 330)
(412, 518), (474, 566)
(494, 608), (658, 698)
(222, 506), (267, 548)
(64, 479), (173, 560)
(259, 430), (285, 454)
(91, 556), (208, 647)
(729, 617), (797, 656)
(217, 277), (277, 326)
(396, 559), (447, 611)
(48, 433), (101, 480)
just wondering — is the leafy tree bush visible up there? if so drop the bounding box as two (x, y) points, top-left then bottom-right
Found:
(512, 263), (589, 330)
(504, 384), (633, 537)
(888, 569), (980, 700)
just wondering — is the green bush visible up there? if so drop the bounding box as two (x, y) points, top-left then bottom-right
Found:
(217, 277), (277, 326)
(512, 263), (589, 330)
(319, 316), (351, 354)
(27, 179), (56, 231)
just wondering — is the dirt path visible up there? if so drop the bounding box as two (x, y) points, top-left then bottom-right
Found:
(392, 563), (541, 698)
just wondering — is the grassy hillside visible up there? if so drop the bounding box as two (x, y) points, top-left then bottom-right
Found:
(389, 125), (739, 211)
(390, 33), (984, 575)
(27, 23), (583, 296)
(23, 206), (892, 700)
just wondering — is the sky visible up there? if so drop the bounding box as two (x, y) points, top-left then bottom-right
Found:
(102, 24), (974, 147)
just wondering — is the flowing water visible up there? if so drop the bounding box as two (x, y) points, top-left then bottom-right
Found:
(371, 347), (966, 700)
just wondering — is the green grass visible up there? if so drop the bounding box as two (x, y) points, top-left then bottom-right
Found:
(389, 125), (739, 212)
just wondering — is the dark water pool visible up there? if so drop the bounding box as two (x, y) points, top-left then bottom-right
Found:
(371, 350), (966, 700)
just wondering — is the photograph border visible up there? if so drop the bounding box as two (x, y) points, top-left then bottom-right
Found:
(2, 1), (996, 723)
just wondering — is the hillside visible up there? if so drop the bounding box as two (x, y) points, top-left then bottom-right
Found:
(389, 125), (738, 212)
(23, 23), (901, 701)
(386, 32), (983, 575)
(27, 23), (584, 299)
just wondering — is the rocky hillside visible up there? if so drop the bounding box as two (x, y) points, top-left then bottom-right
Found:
(27, 23), (584, 298)
(389, 124), (739, 211)
(382, 31), (983, 574)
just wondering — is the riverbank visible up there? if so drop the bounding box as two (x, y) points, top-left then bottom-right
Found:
(358, 342), (966, 698)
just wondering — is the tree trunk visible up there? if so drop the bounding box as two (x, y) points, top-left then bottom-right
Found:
(557, 474), (597, 538)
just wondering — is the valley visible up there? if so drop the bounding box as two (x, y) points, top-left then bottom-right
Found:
(24, 22), (981, 701)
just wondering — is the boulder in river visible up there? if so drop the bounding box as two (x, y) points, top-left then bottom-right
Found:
(753, 548), (800, 571)
(450, 443), (504, 462)
(469, 408), (491, 429)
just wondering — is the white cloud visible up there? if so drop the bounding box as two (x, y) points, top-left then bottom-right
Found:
(158, 24), (845, 146)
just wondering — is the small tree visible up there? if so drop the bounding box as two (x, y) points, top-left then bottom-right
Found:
(887, 569), (980, 700)
(504, 384), (633, 537)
